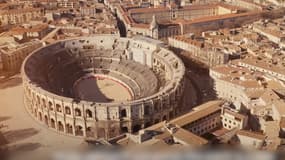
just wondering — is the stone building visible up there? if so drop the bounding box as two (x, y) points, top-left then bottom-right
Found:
(1, 40), (43, 73)
(221, 107), (248, 130)
(0, 8), (43, 26)
(114, 100), (225, 147)
(21, 35), (186, 140)
(168, 35), (229, 67)
(114, 1), (264, 39)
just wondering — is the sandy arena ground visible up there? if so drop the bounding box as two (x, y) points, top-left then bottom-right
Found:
(0, 75), (83, 159)
(75, 75), (132, 102)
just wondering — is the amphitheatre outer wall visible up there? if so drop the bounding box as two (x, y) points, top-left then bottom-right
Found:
(21, 35), (185, 139)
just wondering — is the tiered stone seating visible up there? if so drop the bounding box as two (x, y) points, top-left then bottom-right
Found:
(25, 43), (159, 101)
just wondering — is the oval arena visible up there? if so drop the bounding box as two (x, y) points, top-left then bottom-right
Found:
(22, 35), (185, 139)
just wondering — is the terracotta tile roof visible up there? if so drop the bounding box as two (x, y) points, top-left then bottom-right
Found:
(237, 130), (266, 140)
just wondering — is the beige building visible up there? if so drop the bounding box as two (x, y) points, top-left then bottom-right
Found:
(210, 65), (265, 109)
(226, 0), (264, 11)
(221, 108), (248, 130)
(113, 1), (265, 39)
(168, 35), (229, 67)
(115, 100), (225, 147)
(116, 3), (245, 39)
(236, 130), (266, 149)
(1, 40), (43, 73)
(0, 8), (43, 26)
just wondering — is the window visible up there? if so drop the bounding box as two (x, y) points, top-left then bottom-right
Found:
(86, 109), (92, 118)
(75, 108), (82, 117)
(56, 104), (62, 112)
(120, 109), (127, 118)
(65, 106), (71, 115)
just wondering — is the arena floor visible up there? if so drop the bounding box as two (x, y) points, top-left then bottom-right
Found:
(74, 75), (132, 102)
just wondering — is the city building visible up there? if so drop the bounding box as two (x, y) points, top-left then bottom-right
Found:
(0, 8), (43, 26)
(0, 40), (43, 73)
(236, 130), (266, 149)
(168, 35), (230, 67)
(114, 100), (225, 147)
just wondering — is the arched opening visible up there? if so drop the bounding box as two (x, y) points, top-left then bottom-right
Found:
(154, 104), (159, 111)
(65, 106), (71, 115)
(75, 108), (82, 117)
(97, 128), (105, 138)
(154, 119), (159, 124)
(86, 127), (93, 137)
(28, 88), (31, 96)
(56, 104), (62, 112)
(37, 95), (40, 104)
(38, 112), (42, 121)
(120, 109), (127, 118)
(48, 101), (53, 111)
(144, 105), (150, 115)
(132, 125), (141, 133)
(86, 109), (92, 118)
(58, 121), (64, 132)
(121, 127), (128, 133)
(145, 122), (152, 128)
(169, 111), (174, 119)
(162, 115), (167, 121)
(75, 125), (83, 136)
(44, 115), (48, 125)
(66, 123), (73, 134)
(34, 109), (37, 116)
(42, 99), (46, 108)
(50, 118), (56, 128)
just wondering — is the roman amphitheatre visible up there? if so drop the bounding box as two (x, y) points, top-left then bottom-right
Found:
(21, 35), (185, 139)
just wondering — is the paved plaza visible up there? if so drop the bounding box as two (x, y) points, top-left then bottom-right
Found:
(0, 75), (82, 158)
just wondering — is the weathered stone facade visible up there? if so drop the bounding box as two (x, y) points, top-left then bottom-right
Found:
(22, 35), (185, 140)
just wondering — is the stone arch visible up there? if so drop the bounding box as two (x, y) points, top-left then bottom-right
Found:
(75, 108), (82, 117)
(169, 111), (174, 119)
(144, 105), (150, 115)
(38, 112), (42, 121)
(86, 109), (92, 118)
(120, 109), (127, 118)
(145, 122), (152, 128)
(34, 108), (37, 116)
(121, 127), (128, 133)
(154, 119), (160, 124)
(132, 125), (141, 133)
(65, 106), (71, 115)
(44, 115), (48, 125)
(42, 98), (46, 108)
(58, 121), (64, 132)
(32, 92), (36, 100)
(36, 95), (40, 104)
(75, 125), (83, 136)
(28, 88), (31, 96)
(162, 115), (167, 121)
(50, 118), (56, 128)
(86, 126), (93, 137)
(48, 101), (53, 111)
(66, 123), (73, 134)
(56, 104), (62, 112)
(154, 103), (159, 111)
(97, 128), (105, 138)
